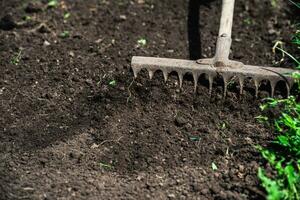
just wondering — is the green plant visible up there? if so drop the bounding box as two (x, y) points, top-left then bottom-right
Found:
(23, 15), (32, 21)
(270, 0), (280, 8)
(64, 12), (71, 20)
(10, 50), (22, 65)
(257, 96), (300, 200)
(59, 31), (70, 38)
(243, 17), (253, 25)
(211, 162), (218, 171)
(108, 80), (117, 86)
(257, 3), (300, 199)
(99, 162), (113, 170)
(137, 38), (147, 47)
(48, 0), (58, 8)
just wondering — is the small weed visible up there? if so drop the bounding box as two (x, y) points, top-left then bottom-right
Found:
(10, 50), (22, 65)
(64, 12), (71, 20)
(100, 162), (113, 170)
(218, 122), (227, 130)
(292, 30), (300, 46)
(270, 0), (279, 8)
(257, 5), (300, 198)
(255, 115), (269, 123)
(227, 79), (235, 89)
(189, 136), (200, 141)
(48, 0), (58, 8)
(211, 162), (218, 171)
(137, 38), (147, 47)
(48, 0), (58, 7)
(273, 40), (300, 69)
(23, 15), (32, 21)
(108, 80), (117, 86)
(257, 97), (300, 200)
(59, 31), (70, 38)
(243, 18), (252, 25)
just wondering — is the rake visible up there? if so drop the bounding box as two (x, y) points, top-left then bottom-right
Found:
(131, 0), (298, 97)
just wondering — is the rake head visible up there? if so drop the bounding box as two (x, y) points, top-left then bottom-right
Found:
(132, 56), (296, 97)
(131, 0), (298, 98)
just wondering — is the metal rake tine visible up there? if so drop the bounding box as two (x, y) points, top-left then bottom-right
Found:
(163, 70), (168, 82)
(239, 76), (244, 95)
(178, 72), (183, 88)
(193, 73), (199, 93)
(286, 82), (291, 97)
(131, 0), (299, 99)
(148, 70), (154, 80)
(254, 78), (260, 98)
(132, 66), (140, 79)
(208, 74), (214, 96)
(270, 80), (277, 98)
(131, 56), (298, 98)
(222, 74), (231, 98)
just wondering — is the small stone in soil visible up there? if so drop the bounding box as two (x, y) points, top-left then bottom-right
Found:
(37, 24), (51, 33)
(167, 194), (176, 198)
(200, 188), (210, 195)
(175, 115), (188, 127)
(43, 40), (50, 47)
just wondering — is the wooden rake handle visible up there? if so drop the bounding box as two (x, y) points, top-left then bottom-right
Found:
(214, 0), (235, 66)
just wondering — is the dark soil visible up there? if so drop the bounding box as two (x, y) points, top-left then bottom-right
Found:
(0, 0), (298, 199)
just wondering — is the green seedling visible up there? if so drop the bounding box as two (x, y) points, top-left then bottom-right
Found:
(10, 50), (22, 65)
(270, 0), (279, 8)
(100, 162), (113, 170)
(108, 80), (117, 86)
(23, 16), (32, 21)
(211, 162), (218, 171)
(227, 79), (235, 89)
(48, 0), (58, 8)
(64, 12), (71, 20)
(273, 41), (300, 69)
(243, 18), (252, 25)
(137, 38), (147, 47)
(59, 31), (70, 38)
(218, 122), (228, 130)
(255, 115), (269, 123)
(190, 136), (200, 141)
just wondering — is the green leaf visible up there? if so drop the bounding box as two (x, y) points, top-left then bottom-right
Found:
(282, 113), (296, 129)
(137, 38), (147, 47)
(258, 168), (285, 200)
(64, 12), (71, 19)
(190, 136), (200, 141)
(48, 0), (58, 7)
(59, 31), (70, 38)
(261, 149), (276, 165)
(284, 164), (297, 186)
(260, 104), (268, 111)
(109, 80), (116, 86)
(100, 162), (113, 169)
(277, 135), (290, 147)
(255, 115), (268, 123)
(211, 162), (218, 171)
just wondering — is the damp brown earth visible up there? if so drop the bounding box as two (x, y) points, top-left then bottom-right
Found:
(0, 0), (298, 199)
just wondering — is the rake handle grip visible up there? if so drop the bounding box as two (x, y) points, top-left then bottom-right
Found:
(214, 0), (235, 65)
(218, 0), (235, 38)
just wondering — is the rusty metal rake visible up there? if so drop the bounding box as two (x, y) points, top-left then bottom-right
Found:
(131, 0), (297, 97)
